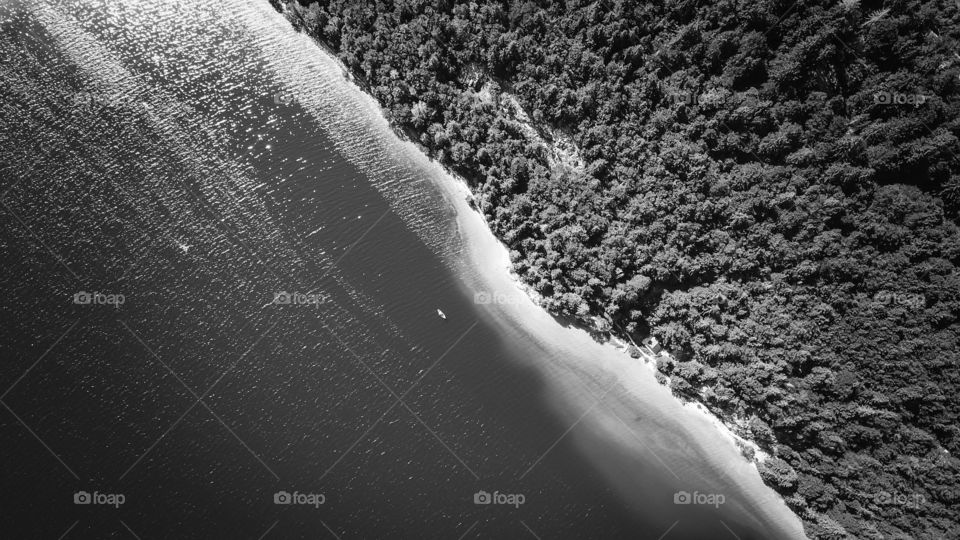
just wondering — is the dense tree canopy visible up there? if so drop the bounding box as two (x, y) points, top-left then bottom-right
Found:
(273, 0), (960, 537)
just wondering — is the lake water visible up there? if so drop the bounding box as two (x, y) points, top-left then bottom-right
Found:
(0, 1), (805, 538)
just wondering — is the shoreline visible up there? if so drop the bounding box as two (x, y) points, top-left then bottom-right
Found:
(269, 11), (767, 471)
(262, 4), (808, 537)
(437, 159), (773, 469)
(429, 152), (806, 539)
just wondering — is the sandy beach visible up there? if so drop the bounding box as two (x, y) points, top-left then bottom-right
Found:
(249, 4), (808, 537)
(430, 166), (809, 539)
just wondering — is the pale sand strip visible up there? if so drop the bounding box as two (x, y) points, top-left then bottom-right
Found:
(428, 165), (808, 539)
(248, 2), (808, 537)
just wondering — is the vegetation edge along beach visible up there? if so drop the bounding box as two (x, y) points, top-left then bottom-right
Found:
(268, 1), (960, 538)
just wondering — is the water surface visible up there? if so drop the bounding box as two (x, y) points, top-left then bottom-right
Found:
(0, 1), (804, 538)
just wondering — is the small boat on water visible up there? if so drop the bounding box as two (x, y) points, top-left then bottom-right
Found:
(436, 309), (447, 319)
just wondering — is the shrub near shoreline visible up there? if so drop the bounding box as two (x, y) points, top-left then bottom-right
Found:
(274, 0), (960, 538)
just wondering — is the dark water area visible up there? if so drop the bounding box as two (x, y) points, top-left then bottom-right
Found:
(0, 1), (797, 538)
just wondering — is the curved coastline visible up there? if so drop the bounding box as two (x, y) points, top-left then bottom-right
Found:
(432, 159), (809, 540)
(253, 2), (808, 537)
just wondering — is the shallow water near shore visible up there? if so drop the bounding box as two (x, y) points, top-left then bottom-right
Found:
(0, 0), (805, 538)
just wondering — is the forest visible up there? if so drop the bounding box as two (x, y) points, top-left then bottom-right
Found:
(271, 0), (960, 537)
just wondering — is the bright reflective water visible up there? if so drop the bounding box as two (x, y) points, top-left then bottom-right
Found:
(0, 1), (804, 538)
